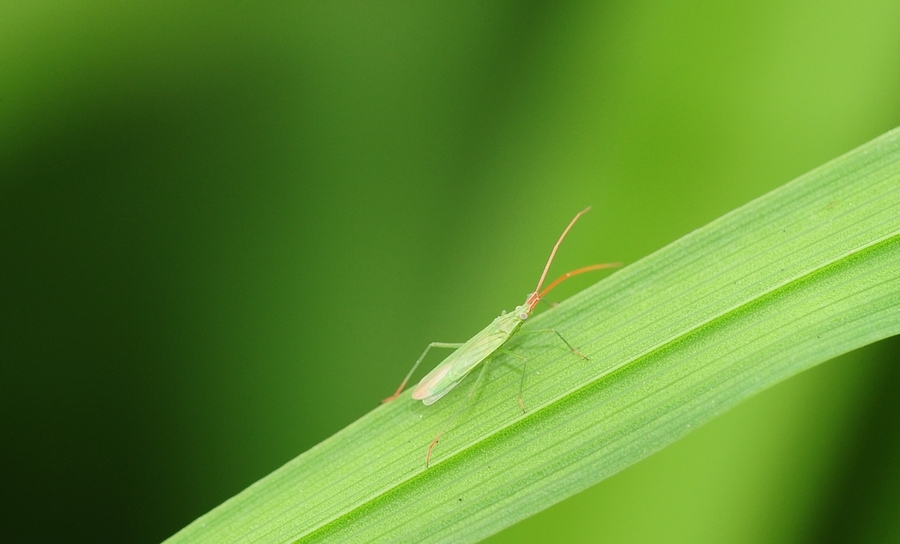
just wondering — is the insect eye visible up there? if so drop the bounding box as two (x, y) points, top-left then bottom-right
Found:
(519, 313), (528, 320)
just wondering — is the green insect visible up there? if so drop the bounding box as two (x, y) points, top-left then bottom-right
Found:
(383, 207), (619, 466)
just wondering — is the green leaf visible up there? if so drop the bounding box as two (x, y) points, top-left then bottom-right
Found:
(166, 127), (900, 544)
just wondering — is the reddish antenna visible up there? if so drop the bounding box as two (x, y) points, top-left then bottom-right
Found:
(526, 207), (620, 311)
(533, 207), (591, 295)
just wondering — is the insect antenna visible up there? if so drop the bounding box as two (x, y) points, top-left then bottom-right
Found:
(531, 207), (592, 299)
(529, 262), (621, 311)
(526, 207), (620, 311)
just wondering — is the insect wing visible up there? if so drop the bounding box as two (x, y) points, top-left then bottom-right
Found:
(413, 328), (509, 405)
(418, 381), (455, 406)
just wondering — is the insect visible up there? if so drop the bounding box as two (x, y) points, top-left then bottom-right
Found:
(382, 206), (619, 466)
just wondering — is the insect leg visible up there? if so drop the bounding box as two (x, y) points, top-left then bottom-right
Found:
(425, 357), (492, 468)
(508, 329), (585, 412)
(382, 342), (464, 403)
(519, 329), (588, 360)
(497, 348), (528, 414)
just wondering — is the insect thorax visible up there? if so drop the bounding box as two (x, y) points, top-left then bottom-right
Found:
(494, 304), (529, 336)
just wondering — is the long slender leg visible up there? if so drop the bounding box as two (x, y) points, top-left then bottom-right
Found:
(497, 348), (528, 414)
(518, 356), (527, 413)
(382, 342), (464, 403)
(518, 329), (588, 360)
(425, 357), (492, 468)
(511, 329), (587, 412)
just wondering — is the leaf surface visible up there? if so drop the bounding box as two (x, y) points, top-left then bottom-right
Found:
(166, 127), (900, 544)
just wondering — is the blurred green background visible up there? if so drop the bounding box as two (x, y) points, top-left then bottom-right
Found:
(2, 1), (899, 542)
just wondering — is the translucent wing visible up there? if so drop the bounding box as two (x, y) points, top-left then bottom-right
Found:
(412, 326), (510, 405)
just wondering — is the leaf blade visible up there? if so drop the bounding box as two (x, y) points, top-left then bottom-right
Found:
(166, 127), (900, 544)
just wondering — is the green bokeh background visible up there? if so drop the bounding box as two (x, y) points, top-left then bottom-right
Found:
(2, 2), (900, 542)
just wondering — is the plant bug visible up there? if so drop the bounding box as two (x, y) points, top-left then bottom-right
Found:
(383, 207), (619, 466)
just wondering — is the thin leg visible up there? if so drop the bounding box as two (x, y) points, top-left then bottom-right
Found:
(425, 357), (492, 468)
(518, 328), (588, 360)
(512, 329), (587, 411)
(518, 357), (527, 413)
(497, 348), (528, 414)
(382, 342), (464, 403)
